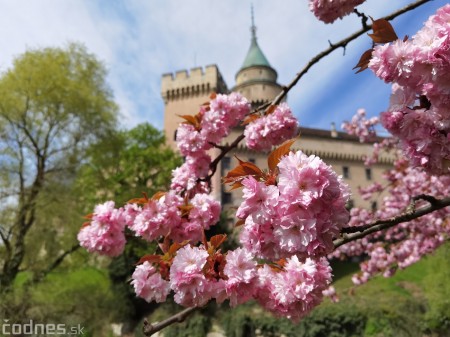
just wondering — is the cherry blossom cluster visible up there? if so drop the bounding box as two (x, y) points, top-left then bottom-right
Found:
(308, 0), (365, 24)
(342, 108), (379, 143)
(369, 4), (450, 175)
(77, 201), (127, 257)
(78, 91), (350, 321)
(333, 159), (450, 284)
(256, 256), (332, 321)
(78, 191), (221, 255)
(238, 150), (350, 260)
(244, 103), (299, 151)
(130, 245), (332, 320)
(174, 93), (251, 194)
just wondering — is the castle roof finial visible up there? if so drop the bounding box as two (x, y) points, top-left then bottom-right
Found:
(251, 4), (257, 40)
(237, 4), (272, 72)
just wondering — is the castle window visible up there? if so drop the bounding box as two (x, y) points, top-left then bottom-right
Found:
(365, 168), (372, 180)
(248, 158), (255, 164)
(173, 130), (177, 141)
(343, 166), (350, 179)
(222, 156), (231, 174)
(222, 191), (232, 204)
(371, 201), (378, 211)
(346, 199), (354, 210)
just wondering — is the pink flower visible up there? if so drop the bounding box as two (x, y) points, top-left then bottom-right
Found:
(169, 245), (212, 307)
(244, 103), (298, 151)
(129, 200), (169, 241)
(309, 0), (365, 24)
(131, 261), (170, 303)
(255, 256), (332, 322)
(176, 123), (209, 156)
(236, 176), (279, 221)
(189, 193), (221, 230)
(223, 248), (257, 306)
(77, 201), (126, 257)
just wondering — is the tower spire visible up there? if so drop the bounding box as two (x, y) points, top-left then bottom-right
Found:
(251, 4), (257, 40)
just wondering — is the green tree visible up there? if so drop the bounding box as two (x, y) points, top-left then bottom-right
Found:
(0, 43), (118, 302)
(74, 123), (182, 335)
(75, 122), (181, 207)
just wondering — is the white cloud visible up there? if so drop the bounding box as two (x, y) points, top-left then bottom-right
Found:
(0, 0), (444, 131)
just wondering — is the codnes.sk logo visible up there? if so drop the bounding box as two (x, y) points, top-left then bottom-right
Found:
(1, 319), (84, 336)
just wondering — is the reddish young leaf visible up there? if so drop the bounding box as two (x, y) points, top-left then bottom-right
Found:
(223, 164), (247, 179)
(81, 221), (91, 228)
(353, 48), (374, 74)
(177, 113), (202, 130)
(368, 19), (398, 44)
(267, 138), (297, 172)
(210, 234), (227, 249)
(210, 92), (217, 99)
(178, 114), (197, 125)
(84, 213), (93, 219)
(227, 181), (244, 191)
(265, 104), (277, 115)
(127, 197), (148, 205)
(223, 157), (264, 188)
(151, 191), (166, 200)
(237, 157), (264, 177)
(235, 219), (245, 227)
(168, 240), (190, 256)
(241, 113), (260, 126)
(276, 258), (287, 268)
(159, 236), (171, 254)
(136, 254), (161, 265)
(178, 204), (194, 217)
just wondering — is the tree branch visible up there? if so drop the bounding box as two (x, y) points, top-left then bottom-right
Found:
(203, 0), (431, 184)
(270, 0), (431, 107)
(34, 243), (81, 282)
(142, 307), (197, 336)
(0, 226), (11, 255)
(334, 196), (450, 248)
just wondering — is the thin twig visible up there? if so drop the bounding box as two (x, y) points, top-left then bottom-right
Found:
(334, 196), (450, 248)
(353, 8), (369, 30)
(143, 307), (197, 336)
(203, 0), (431, 183)
(270, 0), (431, 107)
(148, 1), (435, 333)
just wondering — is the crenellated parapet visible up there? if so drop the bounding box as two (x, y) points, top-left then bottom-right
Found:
(161, 64), (228, 103)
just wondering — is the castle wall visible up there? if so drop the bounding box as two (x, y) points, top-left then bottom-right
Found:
(161, 65), (228, 150)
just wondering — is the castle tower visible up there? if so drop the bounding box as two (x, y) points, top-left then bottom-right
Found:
(161, 65), (228, 150)
(232, 7), (283, 105)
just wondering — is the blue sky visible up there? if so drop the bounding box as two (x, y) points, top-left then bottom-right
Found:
(0, 0), (446, 131)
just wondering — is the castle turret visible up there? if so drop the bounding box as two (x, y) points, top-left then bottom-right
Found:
(232, 7), (283, 105)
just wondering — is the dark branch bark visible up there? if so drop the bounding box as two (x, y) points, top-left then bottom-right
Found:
(269, 0), (431, 107)
(143, 307), (197, 336)
(334, 196), (450, 248)
(32, 244), (81, 283)
(0, 226), (11, 255)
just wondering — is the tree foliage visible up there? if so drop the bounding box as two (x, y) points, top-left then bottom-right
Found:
(0, 43), (118, 301)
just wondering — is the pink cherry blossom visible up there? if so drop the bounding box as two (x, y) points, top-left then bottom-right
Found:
(244, 103), (298, 151)
(77, 201), (126, 257)
(223, 247), (257, 306)
(131, 261), (170, 303)
(169, 245), (213, 307)
(255, 256), (332, 322)
(309, 0), (365, 24)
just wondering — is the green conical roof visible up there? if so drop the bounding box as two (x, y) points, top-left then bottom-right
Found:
(239, 35), (272, 70)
